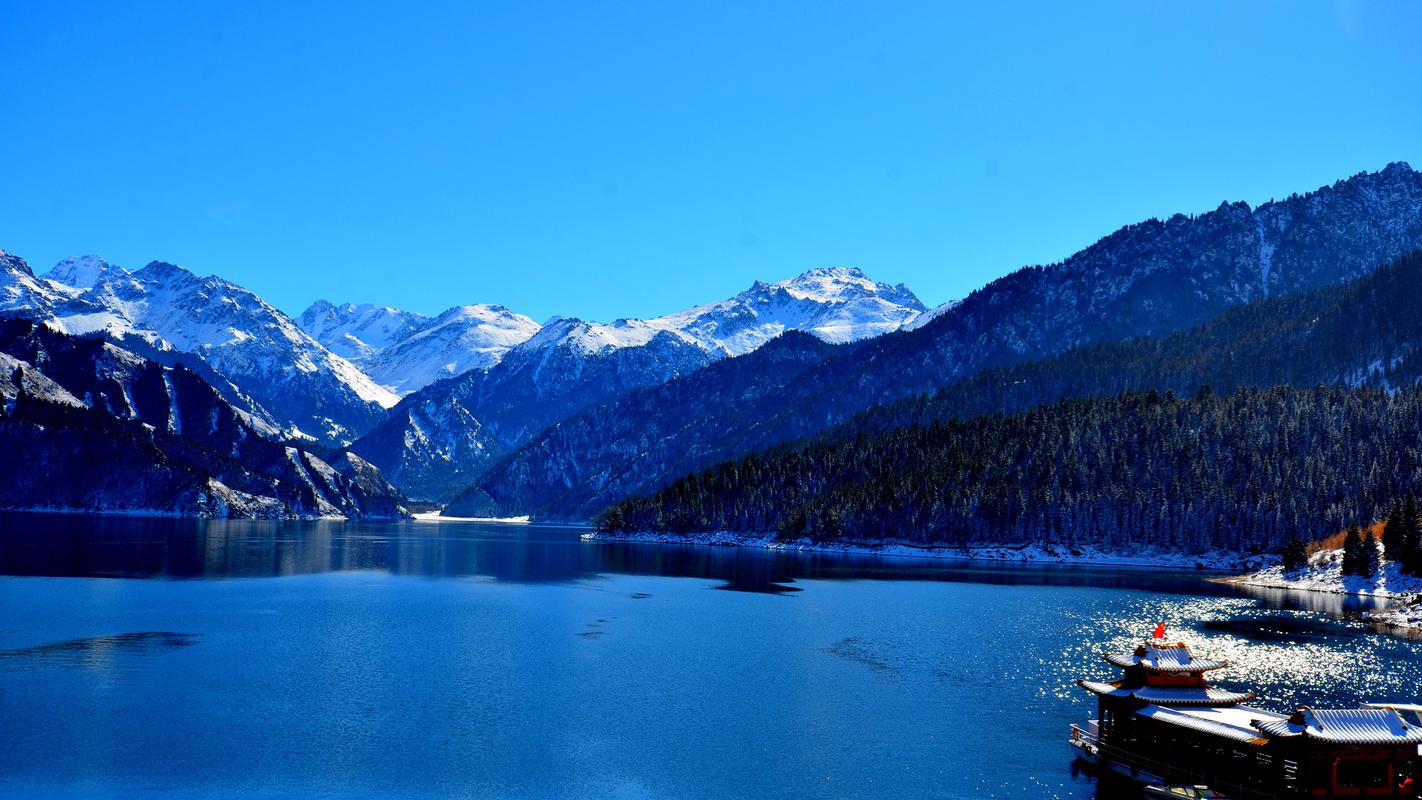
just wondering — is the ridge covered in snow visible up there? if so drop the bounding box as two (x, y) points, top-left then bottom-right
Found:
(300, 266), (922, 397)
(298, 300), (541, 395)
(297, 300), (432, 365)
(535, 266), (927, 358)
(0, 252), (399, 444)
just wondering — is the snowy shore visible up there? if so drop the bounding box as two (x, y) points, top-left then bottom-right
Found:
(581, 530), (1270, 572)
(1233, 545), (1422, 631)
(1237, 547), (1422, 599)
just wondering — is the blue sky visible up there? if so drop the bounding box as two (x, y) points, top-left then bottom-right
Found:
(2, 2), (1420, 322)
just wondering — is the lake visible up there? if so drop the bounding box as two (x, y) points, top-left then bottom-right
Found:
(1, 513), (1420, 799)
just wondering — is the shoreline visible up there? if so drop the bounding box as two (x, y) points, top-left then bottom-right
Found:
(580, 530), (1267, 572)
(1218, 573), (1422, 600)
(1231, 549), (1422, 600)
(1226, 545), (1422, 634)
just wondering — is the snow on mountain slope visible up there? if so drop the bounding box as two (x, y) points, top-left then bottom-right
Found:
(671, 266), (926, 352)
(309, 266), (908, 401)
(902, 298), (963, 331)
(536, 267), (926, 358)
(44, 255), (125, 290)
(297, 300), (431, 365)
(3, 257), (400, 444)
(361, 304), (541, 395)
(0, 250), (68, 316)
(298, 300), (541, 395)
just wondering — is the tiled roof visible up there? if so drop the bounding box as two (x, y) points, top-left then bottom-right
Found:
(1103, 642), (1227, 673)
(1254, 708), (1422, 745)
(1136, 705), (1280, 746)
(1079, 679), (1254, 707)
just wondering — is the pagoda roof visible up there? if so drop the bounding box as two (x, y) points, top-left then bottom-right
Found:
(1136, 704), (1281, 746)
(1103, 642), (1228, 673)
(1079, 679), (1254, 707)
(1253, 707), (1422, 745)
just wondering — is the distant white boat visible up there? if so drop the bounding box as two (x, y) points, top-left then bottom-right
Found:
(412, 512), (531, 524)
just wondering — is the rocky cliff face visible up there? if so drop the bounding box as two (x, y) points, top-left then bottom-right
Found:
(458, 163), (1422, 520)
(0, 319), (406, 518)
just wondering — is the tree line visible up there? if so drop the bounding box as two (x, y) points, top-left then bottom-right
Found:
(599, 386), (1422, 554)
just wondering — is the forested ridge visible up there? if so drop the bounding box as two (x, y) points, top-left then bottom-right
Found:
(827, 249), (1422, 441)
(599, 386), (1422, 553)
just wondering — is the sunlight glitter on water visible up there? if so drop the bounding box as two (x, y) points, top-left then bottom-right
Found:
(1043, 595), (1422, 711)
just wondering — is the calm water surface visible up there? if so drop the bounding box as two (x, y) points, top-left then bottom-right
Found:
(1, 513), (1420, 799)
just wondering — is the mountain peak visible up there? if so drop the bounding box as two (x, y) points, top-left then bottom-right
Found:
(303, 299), (338, 316)
(799, 266), (866, 279)
(0, 250), (34, 279)
(136, 260), (201, 283)
(45, 255), (126, 289)
(759, 266), (926, 312)
(438, 303), (519, 322)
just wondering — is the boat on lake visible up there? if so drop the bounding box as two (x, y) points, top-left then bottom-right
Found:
(1070, 640), (1422, 798)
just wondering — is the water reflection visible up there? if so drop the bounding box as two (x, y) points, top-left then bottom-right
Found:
(0, 512), (1400, 612)
(1227, 582), (1390, 613)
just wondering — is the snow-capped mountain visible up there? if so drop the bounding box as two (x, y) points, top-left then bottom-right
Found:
(348, 266), (925, 500)
(0, 253), (399, 445)
(661, 266), (926, 353)
(299, 301), (542, 395)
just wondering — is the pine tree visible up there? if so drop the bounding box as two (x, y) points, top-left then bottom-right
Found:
(1341, 524), (1364, 576)
(1402, 495), (1422, 576)
(1383, 498), (1404, 562)
(1281, 537), (1309, 572)
(1362, 531), (1381, 576)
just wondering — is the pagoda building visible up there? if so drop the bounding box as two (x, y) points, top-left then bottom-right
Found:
(1071, 640), (1422, 797)
(1082, 640), (1254, 709)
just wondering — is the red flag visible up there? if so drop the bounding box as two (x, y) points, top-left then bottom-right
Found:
(1152, 621), (1166, 639)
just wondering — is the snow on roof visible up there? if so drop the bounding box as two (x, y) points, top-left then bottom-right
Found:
(1366, 702), (1422, 714)
(1104, 642), (1228, 673)
(1254, 708), (1422, 745)
(1079, 679), (1255, 707)
(1136, 705), (1282, 745)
